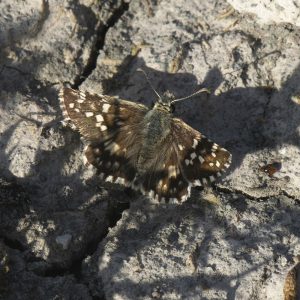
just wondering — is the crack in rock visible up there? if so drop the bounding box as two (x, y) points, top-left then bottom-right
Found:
(73, 1), (129, 89)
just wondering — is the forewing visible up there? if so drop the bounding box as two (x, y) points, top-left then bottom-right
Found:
(59, 87), (148, 185)
(59, 87), (148, 142)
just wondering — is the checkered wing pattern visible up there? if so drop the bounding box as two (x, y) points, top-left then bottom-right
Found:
(137, 118), (231, 203)
(171, 118), (231, 185)
(59, 87), (231, 203)
(59, 88), (148, 141)
(59, 87), (148, 185)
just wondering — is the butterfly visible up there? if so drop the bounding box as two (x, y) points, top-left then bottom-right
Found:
(59, 75), (231, 204)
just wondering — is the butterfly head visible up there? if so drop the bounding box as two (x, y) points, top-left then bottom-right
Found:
(139, 68), (210, 113)
(153, 91), (175, 113)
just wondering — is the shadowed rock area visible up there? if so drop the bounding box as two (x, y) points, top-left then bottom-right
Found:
(0, 0), (300, 299)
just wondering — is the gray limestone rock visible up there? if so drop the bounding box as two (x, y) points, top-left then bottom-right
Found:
(226, 0), (300, 27)
(86, 194), (300, 300)
(1, 0), (300, 299)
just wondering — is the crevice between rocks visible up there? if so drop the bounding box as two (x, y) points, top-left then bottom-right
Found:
(1, 236), (26, 252)
(32, 199), (130, 297)
(216, 184), (299, 202)
(72, 1), (129, 89)
(30, 0), (50, 38)
(2, 0), (132, 282)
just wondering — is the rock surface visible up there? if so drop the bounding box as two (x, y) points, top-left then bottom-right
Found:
(227, 0), (300, 27)
(1, 0), (300, 299)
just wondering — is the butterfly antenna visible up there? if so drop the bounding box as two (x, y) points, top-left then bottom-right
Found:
(138, 68), (162, 100)
(171, 88), (210, 104)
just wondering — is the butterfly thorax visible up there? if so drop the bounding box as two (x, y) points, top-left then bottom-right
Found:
(136, 103), (172, 173)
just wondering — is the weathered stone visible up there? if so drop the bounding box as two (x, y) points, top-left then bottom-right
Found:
(1, 0), (300, 299)
(226, 0), (300, 27)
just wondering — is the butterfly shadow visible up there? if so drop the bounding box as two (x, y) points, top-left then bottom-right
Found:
(102, 56), (300, 181)
(89, 56), (300, 298)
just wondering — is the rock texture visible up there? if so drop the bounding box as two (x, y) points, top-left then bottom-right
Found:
(227, 0), (300, 27)
(1, 0), (300, 299)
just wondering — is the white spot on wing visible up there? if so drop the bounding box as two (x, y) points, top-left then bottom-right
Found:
(69, 103), (75, 108)
(168, 165), (177, 178)
(185, 159), (190, 165)
(85, 112), (94, 117)
(61, 120), (69, 126)
(198, 156), (205, 164)
(190, 152), (197, 160)
(115, 177), (125, 185)
(108, 142), (120, 153)
(106, 175), (113, 182)
(181, 195), (188, 202)
(192, 138), (198, 148)
(100, 125), (107, 131)
(83, 155), (88, 165)
(58, 89), (64, 101)
(193, 179), (202, 186)
(149, 190), (155, 198)
(79, 91), (86, 102)
(96, 114), (104, 122)
(212, 143), (218, 150)
(102, 103), (110, 113)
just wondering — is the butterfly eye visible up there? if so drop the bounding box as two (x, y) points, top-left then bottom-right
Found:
(151, 101), (155, 108)
(170, 104), (175, 113)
